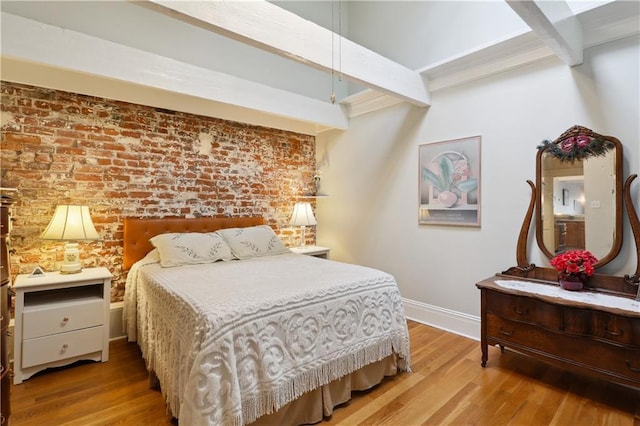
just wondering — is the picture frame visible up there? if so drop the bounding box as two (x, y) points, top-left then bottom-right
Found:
(419, 135), (481, 226)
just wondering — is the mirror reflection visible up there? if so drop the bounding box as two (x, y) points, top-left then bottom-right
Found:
(540, 153), (616, 260)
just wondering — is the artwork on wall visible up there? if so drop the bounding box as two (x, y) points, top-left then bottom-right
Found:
(419, 135), (481, 227)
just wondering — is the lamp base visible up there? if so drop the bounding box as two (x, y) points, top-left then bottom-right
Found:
(298, 226), (306, 247)
(60, 242), (82, 274)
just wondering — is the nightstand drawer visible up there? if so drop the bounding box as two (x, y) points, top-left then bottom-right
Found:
(22, 326), (104, 368)
(23, 297), (104, 339)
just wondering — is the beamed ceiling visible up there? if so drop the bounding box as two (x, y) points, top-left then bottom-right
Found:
(1, 0), (638, 135)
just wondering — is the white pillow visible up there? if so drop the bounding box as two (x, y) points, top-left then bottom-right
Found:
(149, 232), (234, 267)
(217, 225), (291, 259)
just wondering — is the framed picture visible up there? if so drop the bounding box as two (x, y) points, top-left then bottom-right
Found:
(419, 135), (481, 226)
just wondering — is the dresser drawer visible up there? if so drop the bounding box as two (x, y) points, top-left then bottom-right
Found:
(486, 291), (562, 330)
(486, 313), (532, 346)
(23, 297), (104, 339)
(570, 341), (640, 383)
(22, 326), (104, 368)
(0, 243), (8, 283)
(487, 313), (640, 385)
(1, 330), (7, 371)
(563, 308), (640, 347)
(1, 330), (7, 381)
(590, 311), (640, 347)
(0, 284), (8, 330)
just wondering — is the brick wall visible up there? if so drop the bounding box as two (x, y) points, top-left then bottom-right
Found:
(0, 82), (317, 301)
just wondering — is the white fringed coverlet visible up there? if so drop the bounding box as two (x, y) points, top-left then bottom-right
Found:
(123, 252), (411, 425)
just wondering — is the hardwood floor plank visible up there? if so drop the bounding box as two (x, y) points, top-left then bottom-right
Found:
(331, 372), (425, 425)
(10, 321), (639, 425)
(421, 381), (480, 424)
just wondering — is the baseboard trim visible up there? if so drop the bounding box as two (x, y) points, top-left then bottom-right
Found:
(10, 299), (479, 361)
(402, 297), (480, 341)
(110, 301), (125, 340)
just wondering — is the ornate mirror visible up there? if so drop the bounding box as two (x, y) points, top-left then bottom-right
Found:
(535, 125), (622, 267)
(504, 125), (639, 299)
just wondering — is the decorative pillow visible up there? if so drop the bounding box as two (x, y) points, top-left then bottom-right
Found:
(217, 225), (291, 259)
(149, 232), (234, 267)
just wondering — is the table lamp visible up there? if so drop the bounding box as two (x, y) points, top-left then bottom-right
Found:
(40, 205), (101, 274)
(290, 202), (317, 247)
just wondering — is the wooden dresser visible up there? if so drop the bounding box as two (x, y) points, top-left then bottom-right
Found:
(480, 126), (640, 389)
(477, 276), (640, 388)
(1, 191), (16, 425)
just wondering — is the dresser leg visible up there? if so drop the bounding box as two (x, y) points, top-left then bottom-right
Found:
(481, 343), (488, 367)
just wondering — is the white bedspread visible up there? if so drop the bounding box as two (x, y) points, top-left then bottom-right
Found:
(123, 252), (410, 426)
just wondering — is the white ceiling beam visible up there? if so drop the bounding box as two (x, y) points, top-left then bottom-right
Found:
(506, 0), (583, 66)
(420, 30), (555, 92)
(135, 0), (430, 107)
(0, 13), (348, 133)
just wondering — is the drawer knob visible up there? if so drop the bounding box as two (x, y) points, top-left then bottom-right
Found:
(62, 317), (69, 325)
(499, 326), (513, 336)
(605, 328), (623, 337)
(626, 360), (640, 373)
(61, 344), (69, 353)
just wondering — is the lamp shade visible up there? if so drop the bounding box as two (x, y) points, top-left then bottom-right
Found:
(40, 205), (100, 241)
(290, 202), (317, 227)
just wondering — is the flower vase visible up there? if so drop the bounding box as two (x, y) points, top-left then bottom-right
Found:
(559, 280), (583, 291)
(438, 191), (458, 208)
(559, 276), (584, 291)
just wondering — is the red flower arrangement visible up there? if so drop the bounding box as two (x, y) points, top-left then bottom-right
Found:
(550, 249), (598, 282)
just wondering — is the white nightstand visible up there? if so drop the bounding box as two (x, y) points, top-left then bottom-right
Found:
(290, 245), (330, 259)
(12, 267), (112, 384)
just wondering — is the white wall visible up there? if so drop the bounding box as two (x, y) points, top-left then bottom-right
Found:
(316, 35), (640, 335)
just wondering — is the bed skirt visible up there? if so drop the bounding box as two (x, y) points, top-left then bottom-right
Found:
(249, 354), (399, 425)
(149, 354), (398, 425)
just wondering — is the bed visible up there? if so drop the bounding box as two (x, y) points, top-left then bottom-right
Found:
(122, 216), (411, 425)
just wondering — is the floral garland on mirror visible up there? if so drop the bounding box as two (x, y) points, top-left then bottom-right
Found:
(537, 135), (615, 162)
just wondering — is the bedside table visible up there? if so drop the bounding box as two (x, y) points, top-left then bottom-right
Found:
(290, 245), (330, 259)
(12, 267), (112, 384)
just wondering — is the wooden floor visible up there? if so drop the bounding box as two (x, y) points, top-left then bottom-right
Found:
(10, 321), (640, 425)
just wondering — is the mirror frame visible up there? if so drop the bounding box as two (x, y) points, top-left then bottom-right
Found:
(535, 125), (623, 268)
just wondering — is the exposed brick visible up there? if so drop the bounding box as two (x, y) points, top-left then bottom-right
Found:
(2, 133), (42, 145)
(121, 130), (142, 138)
(57, 146), (86, 155)
(20, 107), (49, 117)
(1, 81), (316, 303)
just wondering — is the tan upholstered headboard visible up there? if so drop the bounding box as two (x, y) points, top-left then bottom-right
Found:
(123, 216), (266, 270)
